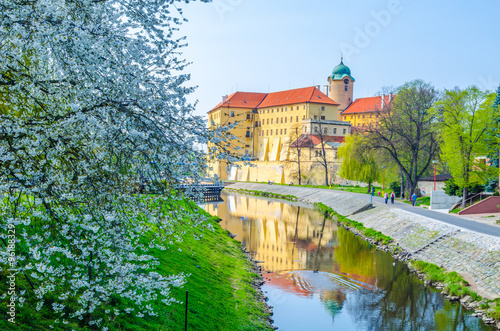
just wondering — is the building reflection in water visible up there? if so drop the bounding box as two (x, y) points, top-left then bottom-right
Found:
(205, 193), (492, 331)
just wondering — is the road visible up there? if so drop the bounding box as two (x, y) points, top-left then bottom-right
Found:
(345, 190), (500, 238)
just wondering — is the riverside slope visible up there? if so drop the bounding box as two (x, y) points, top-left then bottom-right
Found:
(228, 183), (500, 300)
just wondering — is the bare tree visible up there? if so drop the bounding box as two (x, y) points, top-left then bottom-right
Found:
(284, 123), (306, 185)
(365, 80), (440, 198)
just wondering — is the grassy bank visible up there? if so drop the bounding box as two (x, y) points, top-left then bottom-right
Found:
(0, 199), (271, 331)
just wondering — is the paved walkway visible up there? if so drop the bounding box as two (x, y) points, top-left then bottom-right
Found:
(355, 191), (500, 238)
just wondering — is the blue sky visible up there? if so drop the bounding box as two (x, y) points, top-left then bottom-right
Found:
(180, 0), (500, 117)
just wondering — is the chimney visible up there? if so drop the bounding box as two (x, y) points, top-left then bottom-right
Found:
(389, 93), (393, 103)
(381, 94), (385, 109)
(222, 95), (228, 104)
(323, 85), (329, 97)
(315, 85), (321, 91)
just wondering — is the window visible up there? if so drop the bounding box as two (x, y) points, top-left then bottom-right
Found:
(303, 105), (306, 109)
(321, 116), (325, 120)
(323, 128), (327, 134)
(267, 119), (269, 125)
(284, 128), (287, 135)
(314, 115), (317, 119)
(230, 111), (234, 117)
(351, 115), (353, 119)
(281, 118), (283, 123)
(290, 116), (293, 123)
(285, 107), (287, 112)
(245, 131), (251, 138)
(296, 106), (299, 110)
(271, 119), (273, 124)
(267, 130), (269, 135)
(296, 116), (299, 122)
(343, 128), (346, 134)
(280, 129), (283, 135)
(362, 115), (365, 118)
(305, 127), (308, 133)
(281, 108), (284, 112)
(272, 109), (274, 113)
(270, 130), (273, 135)
(333, 128), (337, 134)
(345, 86), (348, 91)
(303, 115), (305, 119)
(343, 116), (346, 120)
(321, 106), (325, 111)
(267, 109), (270, 114)
(314, 126), (318, 133)
(285, 117), (287, 123)
(228, 121), (231, 125)
(258, 131), (261, 136)
(370, 114), (372, 118)
(276, 129), (278, 135)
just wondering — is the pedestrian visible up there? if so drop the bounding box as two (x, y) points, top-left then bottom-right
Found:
(411, 192), (417, 206)
(401, 191), (405, 200)
(378, 191), (381, 197)
(390, 191), (395, 204)
(384, 192), (389, 204)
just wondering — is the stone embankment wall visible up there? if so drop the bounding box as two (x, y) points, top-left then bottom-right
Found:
(228, 183), (500, 300)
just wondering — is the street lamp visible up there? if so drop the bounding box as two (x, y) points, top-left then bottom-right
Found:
(432, 160), (439, 191)
(382, 166), (386, 193)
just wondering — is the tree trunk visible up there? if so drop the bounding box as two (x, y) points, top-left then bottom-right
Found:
(367, 182), (372, 194)
(399, 166), (404, 198)
(461, 186), (468, 209)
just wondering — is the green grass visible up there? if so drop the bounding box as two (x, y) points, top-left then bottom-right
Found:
(410, 261), (481, 302)
(314, 202), (393, 245)
(0, 199), (271, 331)
(228, 180), (380, 195)
(402, 196), (431, 207)
(225, 188), (298, 202)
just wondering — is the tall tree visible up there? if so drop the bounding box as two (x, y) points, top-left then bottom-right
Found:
(0, 0), (219, 328)
(435, 86), (495, 207)
(338, 134), (380, 193)
(365, 80), (440, 198)
(311, 118), (336, 186)
(284, 124), (306, 184)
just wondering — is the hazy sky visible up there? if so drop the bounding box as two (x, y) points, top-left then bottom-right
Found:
(179, 0), (500, 118)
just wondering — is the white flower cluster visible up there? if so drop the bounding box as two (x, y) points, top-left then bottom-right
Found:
(0, 0), (229, 328)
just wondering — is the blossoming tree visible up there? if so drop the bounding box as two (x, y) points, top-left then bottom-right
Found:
(0, 0), (235, 328)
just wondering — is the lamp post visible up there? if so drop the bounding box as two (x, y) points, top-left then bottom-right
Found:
(432, 160), (438, 191)
(382, 166), (386, 193)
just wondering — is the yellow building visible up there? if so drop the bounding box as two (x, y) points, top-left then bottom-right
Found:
(207, 60), (356, 184)
(341, 94), (394, 128)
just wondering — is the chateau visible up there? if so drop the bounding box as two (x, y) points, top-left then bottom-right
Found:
(207, 60), (390, 185)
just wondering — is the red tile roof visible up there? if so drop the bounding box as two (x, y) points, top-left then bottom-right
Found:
(210, 91), (267, 112)
(291, 135), (345, 148)
(259, 86), (339, 108)
(209, 87), (339, 113)
(342, 95), (394, 115)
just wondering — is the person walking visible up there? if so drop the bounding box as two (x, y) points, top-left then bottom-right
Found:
(411, 192), (417, 206)
(390, 191), (395, 204)
(384, 192), (389, 204)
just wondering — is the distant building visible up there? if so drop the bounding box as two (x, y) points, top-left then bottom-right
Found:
(207, 59), (389, 184)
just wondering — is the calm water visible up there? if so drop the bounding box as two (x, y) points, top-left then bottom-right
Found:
(205, 193), (493, 331)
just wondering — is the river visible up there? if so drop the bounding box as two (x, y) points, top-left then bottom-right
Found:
(205, 192), (493, 331)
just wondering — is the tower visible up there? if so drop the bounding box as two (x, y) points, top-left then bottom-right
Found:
(328, 58), (355, 115)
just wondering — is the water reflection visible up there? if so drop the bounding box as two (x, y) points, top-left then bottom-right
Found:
(206, 193), (492, 330)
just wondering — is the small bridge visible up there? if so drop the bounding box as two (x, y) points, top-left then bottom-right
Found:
(178, 182), (225, 202)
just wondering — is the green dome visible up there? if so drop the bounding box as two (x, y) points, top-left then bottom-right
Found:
(331, 60), (355, 81)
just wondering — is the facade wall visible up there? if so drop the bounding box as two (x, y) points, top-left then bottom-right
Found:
(329, 78), (353, 112)
(342, 111), (380, 128)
